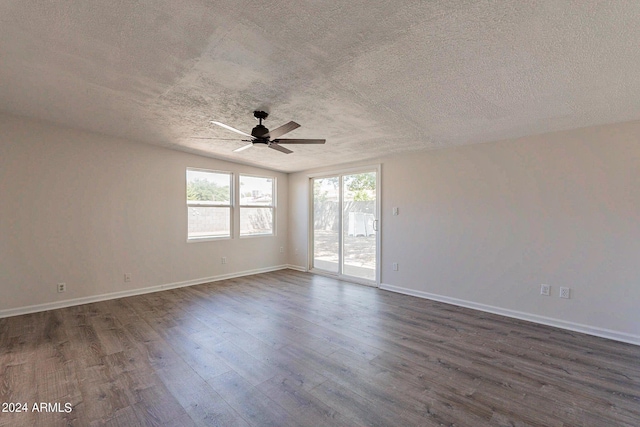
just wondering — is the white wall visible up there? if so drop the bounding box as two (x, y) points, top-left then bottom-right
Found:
(289, 121), (640, 343)
(0, 113), (288, 313)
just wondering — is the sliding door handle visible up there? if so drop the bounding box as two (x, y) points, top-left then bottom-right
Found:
(373, 219), (378, 231)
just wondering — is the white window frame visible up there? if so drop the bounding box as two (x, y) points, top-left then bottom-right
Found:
(186, 168), (233, 241)
(239, 174), (276, 237)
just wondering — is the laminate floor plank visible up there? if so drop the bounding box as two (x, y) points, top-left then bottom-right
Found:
(130, 384), (191, 426)
(100, 406), (142, 427)
(156, 328), (232, 383)
(208, 340), (279, 387)
(216, 282), (385, 361)
(155, 361), (249, 427)
(206, 371), (299, 427)
(1, 269), (639, 426)
(242, 345), (328, 392)
(308, 378), (422, 427)
(256, 374), (352, 427)
(352, 341), (554, 425)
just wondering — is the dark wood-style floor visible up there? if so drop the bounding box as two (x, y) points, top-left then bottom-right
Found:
(1, 270), (639, 426)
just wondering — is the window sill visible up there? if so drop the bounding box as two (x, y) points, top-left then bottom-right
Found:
(187, 236), (232, 243)
(239, 233), (274, 239)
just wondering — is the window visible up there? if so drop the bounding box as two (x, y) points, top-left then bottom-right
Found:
(187, 169), (232, 240)
(239, 174), (275, 236)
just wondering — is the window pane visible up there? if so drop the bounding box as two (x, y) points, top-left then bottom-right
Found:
(187, 170), (230, 204)
(313, 177), (339, 273)
(188, 207), (230, 239)
(240, 207), (273, 236)
(240, 175), (273, 206)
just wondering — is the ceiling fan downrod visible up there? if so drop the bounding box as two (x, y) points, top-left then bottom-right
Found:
(252, 111), (269, 139)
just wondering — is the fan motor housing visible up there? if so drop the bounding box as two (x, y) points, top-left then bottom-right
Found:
(251, 124), (269, 138)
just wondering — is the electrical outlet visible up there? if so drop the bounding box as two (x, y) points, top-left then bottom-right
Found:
(221, 257), (227, 264)
(280, 247), (284, 254)
(124, 273), (131, 282)
(57, 283), (66, 293)
(392, 262), (398, 271)
(393, 207), (399, 216)
(540, 284), (550, 296)
(559, 287), (570, 299)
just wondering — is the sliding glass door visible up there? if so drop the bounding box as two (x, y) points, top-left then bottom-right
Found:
(312, 169), (378, 284)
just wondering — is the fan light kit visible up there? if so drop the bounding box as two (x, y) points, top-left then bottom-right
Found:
(208, 111), (326, 154)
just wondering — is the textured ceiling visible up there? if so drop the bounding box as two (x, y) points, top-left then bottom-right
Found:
(2, 1), (640, 172)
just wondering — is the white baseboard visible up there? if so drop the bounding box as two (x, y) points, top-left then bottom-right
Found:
(286, 264), (308, 272)
(380, 283), (640, 346)
(0, 265), (290, 319)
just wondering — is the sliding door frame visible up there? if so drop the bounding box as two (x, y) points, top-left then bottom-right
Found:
(308, 164), (381, 287)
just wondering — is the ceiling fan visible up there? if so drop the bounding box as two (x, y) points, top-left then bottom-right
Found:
(207, 111), (325, 154)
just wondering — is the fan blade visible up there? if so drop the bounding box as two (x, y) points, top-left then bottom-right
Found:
(264, 121), (300, 139)
(273, 138), (325, 144)
(210, 121), (253, 138)
(268, 143), (293, 154)
(189, 137), (243, 140)
(233, 143), (254, 152)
